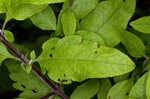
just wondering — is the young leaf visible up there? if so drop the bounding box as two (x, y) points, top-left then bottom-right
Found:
(0, 0), (6, 14)
(61, 10), (76, 36)
(80, 0), (136, 47)
(63, 0), (98, 19)
(0, 30), (15, 64)
(21, 0), (65, 4)
(76, 30), (105, 45)
(30, 50), (36, 60)
(30, 6), (56, 30)
(118, 29), (146, 58)
(97, 79), (112, 99)
(38, 36), (135, 83)
(3, 30), (15, 43)
(70, 79), (99, 99)
(5, 60), (50, 98)
(146, 71), (150, 99)
(130, 16), (150, 34)
(107, 79), (133, 99)
(129, 73), (148, 99)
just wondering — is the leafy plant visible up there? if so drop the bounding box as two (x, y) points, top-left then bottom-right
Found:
(0, 0), (150, 99)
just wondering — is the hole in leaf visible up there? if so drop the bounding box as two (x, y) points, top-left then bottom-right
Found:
(58, 78), (61, 81)
(126, 92), (129, 96)
(123, 0), (126, 2)
(49, 54), (53, 58)
(21, 85), (26, 88)
(97, 44), (100, 48)
(32, 89), (38, 93)
(64, 74), (66, 77)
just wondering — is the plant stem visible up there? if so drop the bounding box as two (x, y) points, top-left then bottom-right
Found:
(138, 58), (150, 76)
(0, 30), (69, 99)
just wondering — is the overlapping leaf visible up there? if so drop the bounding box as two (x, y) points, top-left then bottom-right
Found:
(0, 0), (47, 21)
(0, 30), (15, 64)
(107, 79), (133, 99)
(30, 6), (56, 30)
(129, 73), (147, 99)
(97, 79), (112, 99)
(70, 79), (99, 99)
(130, 16), (150, 34)
(38, 36), (135, 83)
(80, 0), (136, 47)
(117, 29), (146, 58)
(146, 71), (150, 99)
(5, 60), (50, 99)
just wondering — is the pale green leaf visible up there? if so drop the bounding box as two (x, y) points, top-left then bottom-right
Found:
(130, 16), (150, 34)
(3, 30), (15, 43)
(76, 30), (105, 45)
(0, 0), (48, 21)
(5, 60), (50, 98)
(38, 36), (135, 83)
(70, 79), (99, 99)
(30, 6), (56, 30)
(30, 50), (36, 60)
(129, 73), (147, 99)
(146, 71), (150, 99)
(97, 79), (112, 99)
(80, 0), (136, 47)
(118, 29), (146, 58)
(61, 10), (76, 36)
(107, 79), (133, 99)
(0, 30), (15, 64)
(21, 0), (65, 4)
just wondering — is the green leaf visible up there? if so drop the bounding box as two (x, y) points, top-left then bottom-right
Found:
(61, 10), (76, 36)
(5, 60), (50, 98)
(0, 30), (15, 64)
(113, 73), (129, 83)
(38, 36), (135, 83)
(130, 16), (150, 34)
(30, 50), (36, 60)
(3, 30), (15, 43)
(63, 0), (98, 19)
(76, 30), (105, 45)
(118, 29), (146, 58)
(97, 79), (112, 99)
(80, 0), (136, 47)
(21, 0), (65, 4)
(1, 0), (48, 21)
(30, 6), (56, 30)
(129, 73), (147, 99)
(107, 79), (133, 99)
(146, 71), (150, 99)
(70, 79), (99, 99)
(0, 0), (6, 13)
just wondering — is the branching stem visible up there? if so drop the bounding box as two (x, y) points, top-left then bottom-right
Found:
(0, 30), (69, 99)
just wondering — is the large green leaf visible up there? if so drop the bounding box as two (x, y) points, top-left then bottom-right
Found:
(118, 29), (146, 58)
(97, 79), (112, 99)
(21, 0), (65, 4)
(0, 0), (47, 21)
(5, 60), (50, 99)
(61, 10), (76, 36)
(146, 71), (150, 99)
(30, 6), (56, 30)
(130, 16), (150, 34)
(129, 73), (147, 99)
(38, 36), (135, 83)
(80, 0), (136, 47)
(70, 79), (99, 99)
(107, 79), (133, 99)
